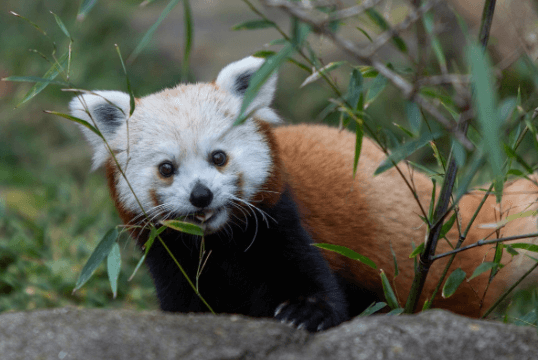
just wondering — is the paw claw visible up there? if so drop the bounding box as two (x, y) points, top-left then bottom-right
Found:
(274, 296), (342, 332)
(274, 302), (288, 317)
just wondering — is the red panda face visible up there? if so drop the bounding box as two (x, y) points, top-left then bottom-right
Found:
(71, 57), (281, 235)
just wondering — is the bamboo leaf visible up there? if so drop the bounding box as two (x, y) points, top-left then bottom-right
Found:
(428, 178), (436, 221)
(252, 50), (276, 58)
(422, 298), (432, 311)
(439, 212), (457, 239)
(17, 52), (68, 107)
(74, 228), (119, 292)
(10, 11), (47, 36)
(107, 242), (121, 298)
(78, 0), (98, 21)
(365, 73), (388, 105)
(347, 68), (364, 109)
(389, 241), (399, 277)
(504, 144), (533, 174)
(268, 38), (288, 46)
(2, 76), (67, 86)
(115, 44), (136, 116)
(160, 219), (204, 236)
(313, 243), (377, 269)
(430, 141), (446, 169)
(442, 268), (466, 298)
(498, 97), (517, 123)
(128, 0), (182, 63)
(508, 243), (538, 253)
(409, 243), (425, 258)
(129, 226), (166, 281)
(469, 262), (497, 280)
(380, 269), (399, 309)
(466, 44), (504, 186)
(129, 253), (146, 281)
(393, 123), (415, 138)
(287, 58), (311, 73)
(374, 131), (443, 175)
(181, 0), (193, 81)
(490, 243), (504, 280)
(235, 24), (310, 125)
(453, 153), (486, 203)
(232, 19), (276, 30)
(405, 101), (422, 134)
(358, 302), (387, 317)
(423, 12), (447, 72)
(50, 11), (72, 40)
(356, 26), (373, 42)
(300, 61), (346, 88)
(452, 140), (467, 168)
(478, 209), (538, 230)
(353, 123), (364, 178)
(387, 308), (404, 315)
(44, 111), (103, 138)
(358, 66), (378, 78)
(366, 9), (407, 53)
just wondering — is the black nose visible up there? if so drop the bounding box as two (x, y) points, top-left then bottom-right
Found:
(189, 182), (213, 208)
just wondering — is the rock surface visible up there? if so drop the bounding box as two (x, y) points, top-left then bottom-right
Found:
(1, 308), (538, 360)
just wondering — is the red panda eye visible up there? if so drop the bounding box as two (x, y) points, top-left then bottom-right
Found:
(211, 151), (227, 167)
(159, 162), (175, 177)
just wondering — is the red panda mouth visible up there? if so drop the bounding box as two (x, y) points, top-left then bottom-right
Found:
(187, 207), (224, 225)
(194, 209), (214, 222)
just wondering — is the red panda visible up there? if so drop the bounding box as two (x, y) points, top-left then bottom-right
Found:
(70, 56), (538, 332)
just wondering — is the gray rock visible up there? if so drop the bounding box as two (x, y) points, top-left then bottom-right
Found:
(0, 308), (536, 360)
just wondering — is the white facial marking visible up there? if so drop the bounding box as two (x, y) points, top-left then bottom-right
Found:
(72, 57), (281, 235)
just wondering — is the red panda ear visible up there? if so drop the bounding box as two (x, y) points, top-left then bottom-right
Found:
(216, 56), (281, 124)
(69, 90), (130, 170)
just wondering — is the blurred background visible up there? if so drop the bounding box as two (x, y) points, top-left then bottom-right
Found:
(1, 0), (538, 317)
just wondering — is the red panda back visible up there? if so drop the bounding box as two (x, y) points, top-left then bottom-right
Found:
(274, 124), (535, 316)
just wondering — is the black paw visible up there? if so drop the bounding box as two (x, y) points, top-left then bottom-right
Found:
(274, 296), (343, 332)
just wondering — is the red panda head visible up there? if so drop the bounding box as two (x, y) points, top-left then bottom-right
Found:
(70, 56), (283, 234)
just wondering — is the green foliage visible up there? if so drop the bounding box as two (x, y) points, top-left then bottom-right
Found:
(74, 228), (119, 292)
(358, 302), (387, 317)
(380, 269), (400, 310)
(442, 268), (467, 299)
(160, 220), (204, 236)
(313, 243), (377, 270)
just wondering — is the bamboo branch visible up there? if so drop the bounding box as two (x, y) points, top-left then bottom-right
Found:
(481, 259), (538, 318)
(432, 231), (538, 261)
(261, 0), (474, 150)
(404, 0), (498, 312)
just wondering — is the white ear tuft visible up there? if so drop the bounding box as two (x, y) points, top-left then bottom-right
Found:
(216, 56), (281, 124)
(69, 90), (130, 170)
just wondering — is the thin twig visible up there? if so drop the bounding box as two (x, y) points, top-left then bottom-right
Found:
(364, 0), (440, 58)
(432, 232), (538, 261)
(478, 0), (497, 50)
(417, 74), (471, 87)
(481, 260), (538, 318)
(327, 0), (382, 22)
(261, 0), (473, 149)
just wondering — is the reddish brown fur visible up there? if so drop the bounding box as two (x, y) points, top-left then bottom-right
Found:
(251, 119), (286, 207)
(273, 124), (538, 317)
(105, 160), (144, 245)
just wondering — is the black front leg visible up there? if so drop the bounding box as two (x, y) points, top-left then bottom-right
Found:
(144, 236), (206, 313)
(262, 189), (349, 332)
